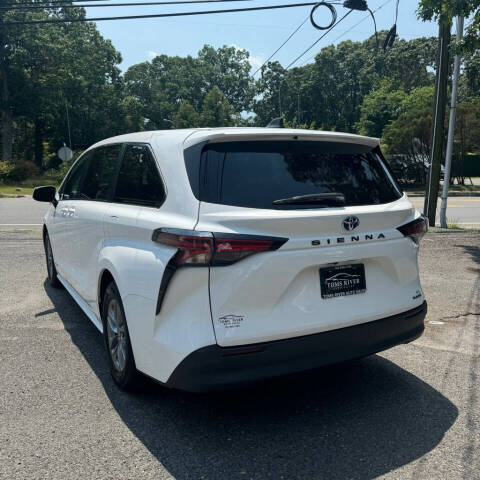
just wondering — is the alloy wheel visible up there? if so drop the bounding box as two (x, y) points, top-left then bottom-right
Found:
(106, 298), (127, 372)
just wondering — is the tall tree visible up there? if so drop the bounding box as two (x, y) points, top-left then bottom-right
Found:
(173, 101), (200, 128)
(253, 34), (437, 132)
(200, 87), (234, 127)
(356, 80), (407, 137)
(198, 45), (254, 112)
(1, 2), (130, 166)
(124, 45), (254, 130)
(418, 0), (480, 51)
(252, 61), (286, 126)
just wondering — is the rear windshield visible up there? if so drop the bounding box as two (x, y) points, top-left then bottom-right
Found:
(187, 141), (402, 209)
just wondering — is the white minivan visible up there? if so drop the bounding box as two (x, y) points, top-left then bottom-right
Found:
(34, 128), (428, 392)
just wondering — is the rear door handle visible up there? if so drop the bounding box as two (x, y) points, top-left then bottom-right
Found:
(110, 215), (119, 222)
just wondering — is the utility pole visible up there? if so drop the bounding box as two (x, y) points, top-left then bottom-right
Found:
(440, 16), (464, 228)
(424, 19), (451, 226)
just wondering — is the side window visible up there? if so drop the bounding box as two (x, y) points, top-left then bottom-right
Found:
(80, 145), (121, 201)
(61, 152), (92, 200)
(114, 145), (165, 207)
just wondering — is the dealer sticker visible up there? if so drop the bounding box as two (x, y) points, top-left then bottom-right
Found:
(218, 315), (244, 329)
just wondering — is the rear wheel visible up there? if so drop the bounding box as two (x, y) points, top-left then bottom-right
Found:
(43, 232), (61, 288)
(102, 282), (142, 391)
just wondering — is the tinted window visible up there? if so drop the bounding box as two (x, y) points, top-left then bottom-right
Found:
(61, 152), (91, 200)
(114, 145), (165, 207)
(81, 145), (121, 201)
(202, 141), (402, 209)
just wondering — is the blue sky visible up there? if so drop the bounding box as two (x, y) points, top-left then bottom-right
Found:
(84, 0), (440, 72)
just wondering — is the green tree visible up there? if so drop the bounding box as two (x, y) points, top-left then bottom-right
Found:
(381, 86), (435, 185)
(382, 85), (435, 156)
(200, 87), (234, 127)
(1, 2), (130, 167)
(173, 101), (200, 128)
(417, 0), (480, 51)
(253, 34), (436, 133)
(124, 54), (205, 130)
(124, 45), (254, 131)
(356, 80), (407, 137)
(252, 60), (286, 126)
(198, 45), (255, 112)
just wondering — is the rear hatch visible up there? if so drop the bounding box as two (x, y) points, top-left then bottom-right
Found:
(190, 137), (422, 347)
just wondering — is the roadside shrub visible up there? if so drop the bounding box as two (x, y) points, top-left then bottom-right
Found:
(44, 150), (83, 183)
(44, 161), (72, 183)
(6, 160), (39, 182)
(0, 161), (14, 182)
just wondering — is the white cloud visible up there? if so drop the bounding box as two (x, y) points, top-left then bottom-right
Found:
(249, 54), (265, 73)
(147, 50), (160, 59)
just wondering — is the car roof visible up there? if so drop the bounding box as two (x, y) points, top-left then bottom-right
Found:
(89, 127), (380, 151)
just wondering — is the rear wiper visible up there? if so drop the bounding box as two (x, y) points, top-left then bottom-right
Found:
(273, 192), (346, 206)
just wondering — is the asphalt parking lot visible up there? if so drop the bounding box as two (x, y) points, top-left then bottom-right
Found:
(0, 227), (479, 480)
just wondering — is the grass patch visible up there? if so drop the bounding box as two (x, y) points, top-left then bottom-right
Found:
(447, 218), (463, 230)
(0, 185), (33, 196)
(0, 177), (59, 197)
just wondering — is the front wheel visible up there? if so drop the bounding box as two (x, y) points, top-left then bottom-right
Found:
(102, 282), (142, 391)
(43, 232), (61, 288)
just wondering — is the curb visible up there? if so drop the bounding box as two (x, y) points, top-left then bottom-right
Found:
(406, 191), (480, 197)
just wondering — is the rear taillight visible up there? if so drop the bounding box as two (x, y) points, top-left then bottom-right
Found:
(152, 229), (214, 265)
(397, 216), (428, 244)
(213, 234), (286, 265)
(152, 228), (287, 266)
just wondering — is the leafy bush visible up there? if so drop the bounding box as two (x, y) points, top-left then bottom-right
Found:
(0, 160), (39, 183)
(0, 161), (15, 182)
(44, 161), (72, 183)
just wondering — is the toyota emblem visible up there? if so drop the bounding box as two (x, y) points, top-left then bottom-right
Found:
(342, 216), (360, 231)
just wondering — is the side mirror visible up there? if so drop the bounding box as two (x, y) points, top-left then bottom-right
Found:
(33, 185), (56, 204)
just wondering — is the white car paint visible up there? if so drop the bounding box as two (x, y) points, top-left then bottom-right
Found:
(42, 127), (427, 387)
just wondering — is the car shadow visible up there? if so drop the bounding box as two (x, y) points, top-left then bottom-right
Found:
(457, 243), (480, 272)
(44, 281), (458, 480)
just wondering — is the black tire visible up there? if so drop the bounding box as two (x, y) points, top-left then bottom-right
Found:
(43, 232), (62, 288)
(102, 282), (142, 391)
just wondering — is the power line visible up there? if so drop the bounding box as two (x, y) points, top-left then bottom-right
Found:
(300, 0), (394, 66)
(1, 0), (251, 9)
(252, 14), (310, 77)
(285, 8), (353, 69)
(2, 0), (116, 4)
(251, 1), (349, 77)
(3, 2), (321, 25)
(367, 6), (377, 48)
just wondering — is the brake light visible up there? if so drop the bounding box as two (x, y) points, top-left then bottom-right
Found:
(152, 229), (214, 265)
(152, 228), (287, 266)
(213, 235), (285, 265)
(397, 216), (428, 244)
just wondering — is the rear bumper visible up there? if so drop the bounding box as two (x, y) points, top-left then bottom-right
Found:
(166, 301), (427, 392)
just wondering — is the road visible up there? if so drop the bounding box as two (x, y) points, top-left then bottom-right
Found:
(0, 197), (49, 225)
(409, 196), (480, 227)
(0, 228), (479, 479)
(0, 195), (479, 227)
